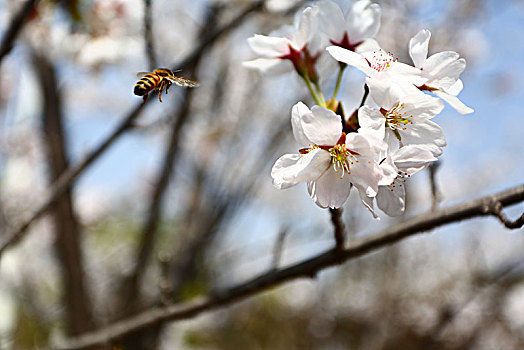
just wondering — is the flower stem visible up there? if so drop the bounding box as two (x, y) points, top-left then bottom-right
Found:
(359, 83), (369, 108)
(332, 63), (347, 100)
(313, 80), (327, 107)
(302, 74), (325, 107)
(329, 208), (345, 249)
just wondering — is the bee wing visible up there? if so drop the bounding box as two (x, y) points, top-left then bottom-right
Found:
(136, 72), (150, 78)
(169, 76), (200, 88)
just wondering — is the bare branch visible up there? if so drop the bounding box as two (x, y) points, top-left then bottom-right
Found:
(33, 50), (96, 336)
(270, 229), (289, 270)
(483, 201), (524, 229)
(330, 208), (345, 249)
(53, 183), (524, 350)
(143, 0), (157, 70)
(0, 0), (37, 64)
(0, 0), (267, 258)
(157, 252), (172, 306)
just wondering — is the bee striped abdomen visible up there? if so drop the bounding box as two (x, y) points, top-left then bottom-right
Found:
(134, 74), (161, 96)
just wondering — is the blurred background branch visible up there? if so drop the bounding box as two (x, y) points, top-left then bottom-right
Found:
(0, 0), (37, 64)
(143, 0), (157, 70)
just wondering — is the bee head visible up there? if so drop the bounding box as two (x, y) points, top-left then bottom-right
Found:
(154, 68), (172, 77)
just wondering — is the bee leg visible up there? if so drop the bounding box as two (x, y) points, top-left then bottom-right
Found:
(157, 81), (165, 102)
(141, 94), (148, 105)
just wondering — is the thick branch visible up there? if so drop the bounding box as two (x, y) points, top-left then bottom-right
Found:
(0, 0), (37, 64)
(53, 184), (524, 350)
(33, 51), (96, 336)
(0, 0), (266, 258)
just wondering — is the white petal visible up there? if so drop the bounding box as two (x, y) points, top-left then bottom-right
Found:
(388, 61), (427, 86)
(424, 51), (460, 74)
(378, 156), (399, 186)
(301, 105), (342, 146)
(355, 38), (381, 53)
(291, 102), (312, 146)
(247, 34), (290, 57)
(427, 57), (466, 91)
(402, 117), (447, 148)
(358, 106), (385, 140)
(397, 118), (446, 156)
(327, 46), (376, 76)
(242, 58), (291, 75)
(271, 149), (331, 189)
(366, 77), (422, 109)
(347, 0), (381, 44)
(265, 0), (297, 12)
(391, 145), (437, 175)
(307, 168), (352, 209)
(433, 90), (474, 115)
(271, 154), (302, 189)
(293, 7), (314, 50)
(347, 156), (383, 197)
(377, 183), (405, 217)
(409, 29), (431, 68)
(384, 129), (401, 154)
(347, 132), (385, 159)
(316, 0), (347, 43)
(447, 79), (464, 95)
(359, 190), (380, 219)
(365, 77), (397, 108)
(400, 93), (445, 119)
(423, 52), (465, 91)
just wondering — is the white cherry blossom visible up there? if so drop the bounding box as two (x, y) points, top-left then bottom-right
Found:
(359, 78), (446, 156)
(327, 45), (426, 94)
(271, 102), (395, 209)
(316, 0), (380, 52)
(409, 29), (474, 114)
(360, 145), (437, 217)
(243, 6), (320, 75)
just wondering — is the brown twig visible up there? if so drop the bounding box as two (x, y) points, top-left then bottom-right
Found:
(0, 0), (37, 64)
(52, 184), (524, 350)
(483, 201), (524, 229)
(143, 0), (157, 70)
(330, 208), (346, 249)
(0, 0), (267, 259)
(271, 229), (289, 270)
(157, 252), (172, 306)
(428, 160), (442, 211)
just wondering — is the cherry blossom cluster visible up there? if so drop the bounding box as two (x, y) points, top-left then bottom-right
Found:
(244, 0), (473, 218)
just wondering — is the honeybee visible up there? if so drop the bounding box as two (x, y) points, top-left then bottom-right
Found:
(134, 68), (199, 103)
